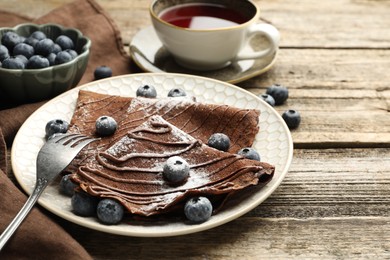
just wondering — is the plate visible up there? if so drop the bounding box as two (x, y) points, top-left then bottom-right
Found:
(11, 73), (293, 237)
(130, 26), (278, 84)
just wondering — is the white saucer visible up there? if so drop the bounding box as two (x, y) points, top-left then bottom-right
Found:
(129, 26), (278, 84)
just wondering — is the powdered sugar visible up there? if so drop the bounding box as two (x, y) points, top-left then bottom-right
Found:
(127, 97), (196, 116)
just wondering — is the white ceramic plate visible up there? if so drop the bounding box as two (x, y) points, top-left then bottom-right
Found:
(12, 73), (293, 237)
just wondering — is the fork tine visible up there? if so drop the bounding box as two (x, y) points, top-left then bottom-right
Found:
(55, 133), (86, 146)
(48, 133), (81, 144)
(72, 137), (98, 149)
(63, 134), (91, 147)
(46, 133), (71, 144)
(48, 133), (97, 148)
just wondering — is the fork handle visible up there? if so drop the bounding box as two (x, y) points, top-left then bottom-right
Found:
(0, 178), (48, 251)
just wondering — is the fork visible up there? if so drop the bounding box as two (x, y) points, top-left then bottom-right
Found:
(0, 133), (97, 250)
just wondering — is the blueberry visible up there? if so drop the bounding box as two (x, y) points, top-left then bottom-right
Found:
(59, 174), (77, 197)
(71, 191), (98, 217)
(52, 43), (62, 54)
(27, 55), (50, 69)
(95, 116), (117, 136)
(65, 49), (78, 59)
(30, 31), (47, 40)
(163, 156), (190, 184)
(259, 94), (275, 106)
(35, 38), (55, 56)
(15, 55), (28, 66)
(94, 65), (112, 80)
(13, 43), (34, 59)
(2, 57), (25, 69)
(55, 35), (74, 50)
(0, 44), (10, 61)
(54, 50), (73, 65)
(184, 196), (213, 223)
(237, 147), (261, 161)
(97, 199), (124, 225)
(47, 53), (56, 66)
(136, 84), (157, 98)
(282, 109), (301, 129)
(207, 133), (230, 152)
(168, 88), (187, 97)
(45, 119), (69, 138)
(19, 36), (26, 43)
(1, 31), (21, 51)
(24, 37), (39, 48)
(266, 84), (289, 105)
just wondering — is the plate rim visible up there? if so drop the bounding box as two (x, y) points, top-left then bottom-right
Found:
(11, 72), (293, 237)
(129, 26), (278, 84)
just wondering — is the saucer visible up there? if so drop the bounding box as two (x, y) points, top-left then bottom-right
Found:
(129, 26), (278, 84)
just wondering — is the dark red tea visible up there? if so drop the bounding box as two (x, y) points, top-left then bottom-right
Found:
(159, 3), (249, 29)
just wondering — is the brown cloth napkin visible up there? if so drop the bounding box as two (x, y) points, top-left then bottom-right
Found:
(0, 0), (138, 258)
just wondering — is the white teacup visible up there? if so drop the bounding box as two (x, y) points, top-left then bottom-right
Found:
(150, 0), (280, 71)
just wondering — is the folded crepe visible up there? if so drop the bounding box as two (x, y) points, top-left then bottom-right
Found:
(71, 115), (274, 216)
(65, 90), (274, 217)
(65, 89), (261, 173)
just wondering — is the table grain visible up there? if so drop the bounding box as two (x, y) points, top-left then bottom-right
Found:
(2, 0), (390, 259)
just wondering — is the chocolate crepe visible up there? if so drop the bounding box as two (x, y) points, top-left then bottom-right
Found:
(68, 89), (260, 153)
(65, 89), (262, 181)
(72, 115), (274, 217)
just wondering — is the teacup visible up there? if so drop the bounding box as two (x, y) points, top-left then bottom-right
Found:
(150, 0), (280, 71)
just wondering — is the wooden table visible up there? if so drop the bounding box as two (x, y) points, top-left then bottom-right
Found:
(2, 0), (390, 259)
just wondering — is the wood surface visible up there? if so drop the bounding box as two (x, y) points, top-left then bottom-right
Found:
(2, 0), (390, 259)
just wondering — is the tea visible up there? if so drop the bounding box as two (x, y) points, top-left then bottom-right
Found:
(159, 3), (249, 29)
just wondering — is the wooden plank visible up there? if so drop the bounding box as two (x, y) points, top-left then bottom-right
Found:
(241, 49), (390, 90)
(263, 0), (390, 48)
(60, 217), (390, 259)
(0, 0), (70, 18)
(249, 148), (390, 218)
(240, 48), (390, 148)
(2, 0), (390, 48)
(56, 148), (390, 259)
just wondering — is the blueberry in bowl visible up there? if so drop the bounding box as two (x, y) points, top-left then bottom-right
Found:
(0, 23), (91, 103)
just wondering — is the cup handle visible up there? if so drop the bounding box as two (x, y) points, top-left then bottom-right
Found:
(235, 23), (280, 61)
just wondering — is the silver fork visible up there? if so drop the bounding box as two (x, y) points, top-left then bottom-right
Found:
(0, 133), (97, 250)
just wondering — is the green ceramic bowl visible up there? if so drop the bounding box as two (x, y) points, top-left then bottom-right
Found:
(0, 23), (91, 103)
